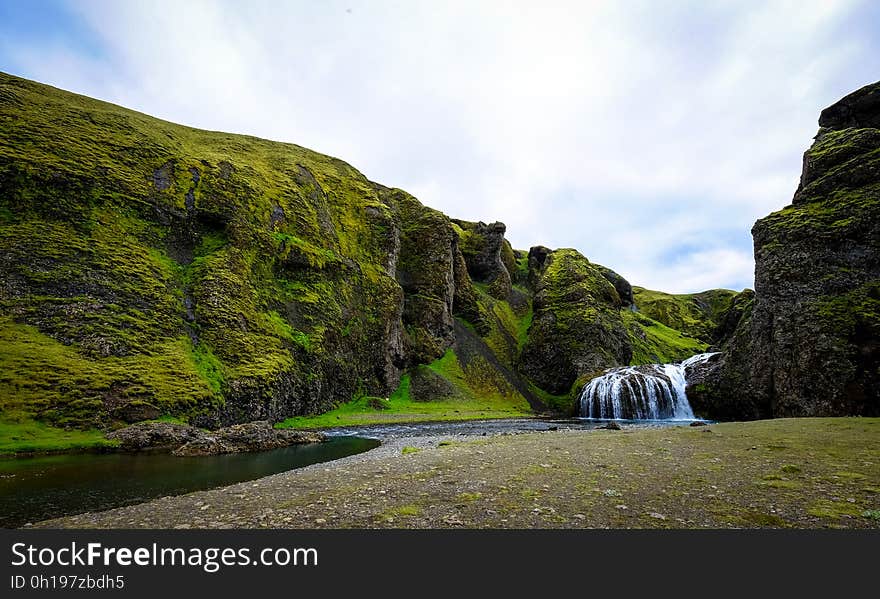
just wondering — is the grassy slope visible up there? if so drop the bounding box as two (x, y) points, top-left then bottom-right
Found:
(632, 286), (738, 343)
(0, 420), (118, 455)
(623, 310), (708, 365)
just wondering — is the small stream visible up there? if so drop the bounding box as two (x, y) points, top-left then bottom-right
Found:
(0, 436), (378, 528)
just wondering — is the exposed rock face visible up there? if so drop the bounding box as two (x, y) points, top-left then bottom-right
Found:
(172, 421), (324, 456)
(520, 248), (632, 395)
(108, 422), (204, 451)
(685, 351), (766, 421)
(818, 82), (880, 130)
(454, 220), (513, 299)
(108, 420), (324, 454)
(384, 188), (458, 365)
(711, 289), (754, 349)
(694, 80), (880, 419)
(596, 265), (634, 308)
(527, 246), (553, 289)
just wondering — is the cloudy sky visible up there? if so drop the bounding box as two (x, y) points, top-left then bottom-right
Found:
(1, 0), (878, 292)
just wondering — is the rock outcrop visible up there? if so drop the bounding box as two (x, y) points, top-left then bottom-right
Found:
(597, 265), (635, 308)
(107, 422), (204, 451)
(519, 248), (632, 395)
(172, 421), (324, 456)
(453, 220), (513, 299)
(108, 420), (324, 454)
(690, 80), (880, 419)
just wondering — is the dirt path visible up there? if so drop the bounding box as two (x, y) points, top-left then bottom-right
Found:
(35, 418), (880, 529)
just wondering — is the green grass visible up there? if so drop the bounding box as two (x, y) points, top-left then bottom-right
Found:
(623, 311), (708, 365)
(807, 500), (864, 519)
(277, 350), (532, 429)
(0, 317), (223, 427)
(276, 384), (532, 429)
(632, 286), (738, 343)
(393, 505), (422, 517)
(0, 419), (117, 454)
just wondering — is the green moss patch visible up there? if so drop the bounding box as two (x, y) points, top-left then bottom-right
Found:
(623, 311), (707, 365)
(0, 419), (117, 455)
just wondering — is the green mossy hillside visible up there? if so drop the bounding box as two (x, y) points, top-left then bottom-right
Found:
(623, 311), (707, 365)
(631, 286), (740, 344)
(0, 72), (726, 438)
(0, 72), (406, 428)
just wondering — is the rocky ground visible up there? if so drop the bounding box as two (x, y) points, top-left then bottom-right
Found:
(36, 418), (880, 529)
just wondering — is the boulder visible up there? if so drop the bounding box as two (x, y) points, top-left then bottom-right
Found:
(173, 421), (325, 456)
(108, 420), (325, 455)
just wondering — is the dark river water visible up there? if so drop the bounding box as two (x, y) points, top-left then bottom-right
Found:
(0, 436), (378, 528)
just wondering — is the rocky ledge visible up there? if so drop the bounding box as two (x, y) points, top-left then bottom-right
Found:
(107, 421), (325, 456)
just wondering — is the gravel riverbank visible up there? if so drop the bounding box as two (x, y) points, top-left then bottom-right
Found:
(35, 418), (880, 529)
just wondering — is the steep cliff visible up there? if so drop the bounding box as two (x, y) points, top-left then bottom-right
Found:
(688, 80), (880, 419)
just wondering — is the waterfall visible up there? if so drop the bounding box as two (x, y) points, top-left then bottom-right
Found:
(578, 353), (717, 420)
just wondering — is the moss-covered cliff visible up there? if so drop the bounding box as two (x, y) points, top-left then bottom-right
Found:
(689, 80), (880, 419)
(0, 72), (721, 440)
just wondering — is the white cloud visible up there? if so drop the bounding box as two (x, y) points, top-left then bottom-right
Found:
(4, 0), (877, 292)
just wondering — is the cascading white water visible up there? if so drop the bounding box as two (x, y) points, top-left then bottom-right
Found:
(578, 353), (717, 420)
